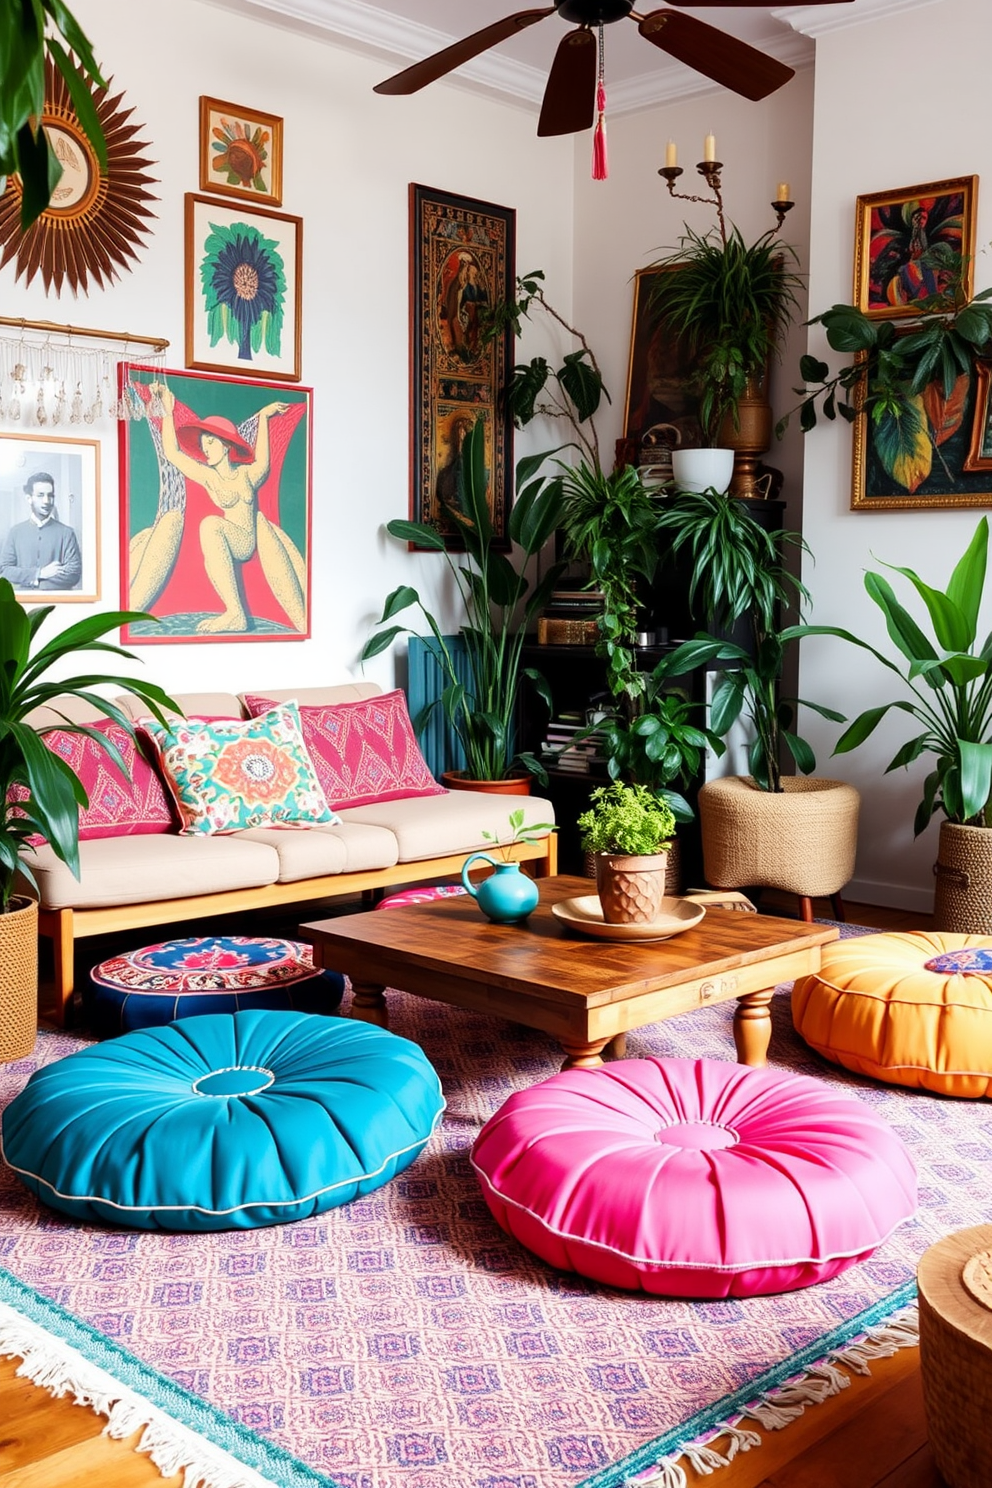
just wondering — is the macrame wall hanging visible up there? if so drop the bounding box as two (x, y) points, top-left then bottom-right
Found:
(0, 318), (168, 427)
(0, 58), (157, 297)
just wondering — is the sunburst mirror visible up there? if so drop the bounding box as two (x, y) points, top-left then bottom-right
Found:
(0, 58), (157, 296)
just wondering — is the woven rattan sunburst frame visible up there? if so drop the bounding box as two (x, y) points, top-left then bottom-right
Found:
(0, 59), (157, 296)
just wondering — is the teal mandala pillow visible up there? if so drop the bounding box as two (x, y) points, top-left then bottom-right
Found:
(143, 702), (338, 835)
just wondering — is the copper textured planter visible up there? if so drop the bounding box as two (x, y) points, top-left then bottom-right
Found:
(0, 895), (38, 1062)
(933, 821), (992, 934)
(594, 852), (668, 925)
(699, 776), (860, 898)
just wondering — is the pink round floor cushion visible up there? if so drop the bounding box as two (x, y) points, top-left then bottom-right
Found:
(375, 884), (467, 911)
(471, 1057), (917, 1298)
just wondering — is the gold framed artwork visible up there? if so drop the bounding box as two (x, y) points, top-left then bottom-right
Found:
(0, 432), (100, 602)
(199, 97), (284, 206)
(853, 176), (977, 320)
(964, 360), (992, 473)
(185, 194), (302, 382)
(622, 265), (704, 452)
(0, 59), (156, 296)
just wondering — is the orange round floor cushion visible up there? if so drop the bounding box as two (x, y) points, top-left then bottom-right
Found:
(792, 933), (992, 1098)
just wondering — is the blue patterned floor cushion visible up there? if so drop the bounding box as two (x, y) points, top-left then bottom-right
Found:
(88, 936), (344, 1034)
(1, 1010), (445, 1232)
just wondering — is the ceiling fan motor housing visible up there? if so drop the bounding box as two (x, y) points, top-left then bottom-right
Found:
(557, 0), (634, 24)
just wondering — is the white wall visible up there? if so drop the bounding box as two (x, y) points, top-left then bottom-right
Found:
(801, 0), (992, 911)
(0, 0), (574, 696)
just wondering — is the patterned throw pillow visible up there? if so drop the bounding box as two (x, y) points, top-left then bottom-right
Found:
(242, 690), (444, 810)
(142, 703), (338, 835)
(11, 720), (174, 842)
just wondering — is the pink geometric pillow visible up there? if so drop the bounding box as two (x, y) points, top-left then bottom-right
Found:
(472, 1057), (918, 1298)
(14, 720), (174, 841)
(243, 691), (444, 810)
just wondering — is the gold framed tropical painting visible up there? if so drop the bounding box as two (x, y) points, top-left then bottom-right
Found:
(853, 176), (977, 320)
(199, 97), (283, 206)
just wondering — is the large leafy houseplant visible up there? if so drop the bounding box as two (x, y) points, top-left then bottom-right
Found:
(0, 0), (109, 228)
(0, 579), (175, 913)
(649, 224), (803, 445)
(362, 420), (565, 782)
(794, 517), (992, 835)
(651, 491), (843, 790)
(785, 266), (992, 495)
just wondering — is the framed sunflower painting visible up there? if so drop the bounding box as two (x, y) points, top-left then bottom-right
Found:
(185, 195), (302, 382)
(199, 97), (283, 205)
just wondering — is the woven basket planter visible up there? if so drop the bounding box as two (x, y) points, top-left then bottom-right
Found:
(0, 896), (38, 1063)
(698, 776), (860, 898)
(593, 852), (668, 925)
(933, 822), (992, 934)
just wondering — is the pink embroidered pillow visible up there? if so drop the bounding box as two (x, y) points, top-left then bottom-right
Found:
(13, 720), (174, 842)
(242, 691), (444, 810)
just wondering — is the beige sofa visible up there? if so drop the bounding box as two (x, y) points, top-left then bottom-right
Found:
(25, 683), (557, 1025)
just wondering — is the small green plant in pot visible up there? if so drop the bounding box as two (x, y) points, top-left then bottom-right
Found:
(577, 781), (675, 926)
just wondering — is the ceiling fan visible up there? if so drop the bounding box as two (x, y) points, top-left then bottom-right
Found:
(374, 1), (853, 136)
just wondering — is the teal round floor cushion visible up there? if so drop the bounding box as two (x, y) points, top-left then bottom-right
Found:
(1, 1010), (444, 1232)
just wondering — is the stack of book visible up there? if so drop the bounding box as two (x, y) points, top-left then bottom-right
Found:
(541, 711), (608, 774)
(536, 589), (605, 646)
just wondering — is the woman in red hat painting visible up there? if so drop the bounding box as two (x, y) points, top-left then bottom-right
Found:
(133, 380), (306, 634)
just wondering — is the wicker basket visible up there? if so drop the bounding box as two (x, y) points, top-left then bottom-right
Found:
(698, 776), (860, 898)
(0, 896), (38, 1062)
(933, 822), (992, 934)
(918, 1223), (992, 1488)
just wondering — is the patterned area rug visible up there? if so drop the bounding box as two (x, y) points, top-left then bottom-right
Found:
(0, 921), (987, 1488)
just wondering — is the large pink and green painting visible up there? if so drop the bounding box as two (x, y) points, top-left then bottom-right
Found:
(119, 364), (311, 642)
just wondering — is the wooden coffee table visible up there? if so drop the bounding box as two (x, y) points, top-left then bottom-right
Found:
(302, 876), (839, 1069)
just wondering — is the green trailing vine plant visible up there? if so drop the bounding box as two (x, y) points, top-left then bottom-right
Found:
(577, 781), (676, 856)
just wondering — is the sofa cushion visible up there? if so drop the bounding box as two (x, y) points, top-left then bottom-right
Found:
(116, 691), (243, 722)
(24, 834), (281, 912)
(236, 821), (399, 881)
(243, 690), (443, 810)
(14, 719), (174, 842)
(340, 790), (555, 863)
(142, 703), (338, 835)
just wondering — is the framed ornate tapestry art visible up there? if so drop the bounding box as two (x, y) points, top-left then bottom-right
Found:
(409, 184), (515, 550)
(119, 364), (311, 643)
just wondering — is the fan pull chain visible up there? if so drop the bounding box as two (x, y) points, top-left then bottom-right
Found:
(592, 23), (609, 181)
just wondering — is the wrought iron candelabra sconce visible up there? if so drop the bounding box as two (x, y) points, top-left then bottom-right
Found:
(658, 157), (793, 246)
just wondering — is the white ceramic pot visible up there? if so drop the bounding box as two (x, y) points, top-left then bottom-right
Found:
(670, 447), (735, 496)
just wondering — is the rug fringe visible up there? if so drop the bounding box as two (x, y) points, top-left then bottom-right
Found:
(0, 1300), (275, 1488)
(625, 1306), (919, 1486)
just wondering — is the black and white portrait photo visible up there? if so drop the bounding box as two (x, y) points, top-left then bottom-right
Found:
(0, 434), (100, 602)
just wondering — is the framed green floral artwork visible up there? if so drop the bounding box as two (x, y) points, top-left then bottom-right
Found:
(185, 194), (302, 382)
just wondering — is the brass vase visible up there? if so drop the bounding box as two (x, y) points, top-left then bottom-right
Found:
(717, 375), (773, 500)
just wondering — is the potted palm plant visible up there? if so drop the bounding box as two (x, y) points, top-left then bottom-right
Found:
(362, 420), (565, 789)
(0, 579), (175, 1059)
(577, 781), (675, 925)
(793, 517), (992, 932)
(649, 224), (803, 498)
(652, 492), (858, 916)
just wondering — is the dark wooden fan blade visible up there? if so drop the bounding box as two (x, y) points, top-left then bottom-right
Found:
(537, 28), (596, 137)
(374, 8), (555, 94)
(663, 0), (851, 6)
(637, 9), (794, 102)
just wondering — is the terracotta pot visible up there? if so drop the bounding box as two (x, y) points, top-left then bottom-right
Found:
(698, 776), (860, 898)
(585, 835), (684, 896)
(594, 851), (668, 925)
(717, 375), (774, 500)
(933, 821), (992, 934)
(442, 771), (532, 796)
(0, 895), (38, 1062)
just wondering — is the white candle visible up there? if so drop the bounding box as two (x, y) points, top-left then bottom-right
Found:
(776, 181), (790, 202)
(665, 138), (677, 168)
(703, 132), (716, 163)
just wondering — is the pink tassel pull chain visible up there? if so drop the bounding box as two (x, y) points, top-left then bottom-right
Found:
(592, 23), (608, 181)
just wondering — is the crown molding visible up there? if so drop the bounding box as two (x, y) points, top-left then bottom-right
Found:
(201, 0), (814, 113)
(772, 0), (941, 39)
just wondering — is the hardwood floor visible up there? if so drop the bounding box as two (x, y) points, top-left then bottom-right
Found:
(1, 899), (946, 1487)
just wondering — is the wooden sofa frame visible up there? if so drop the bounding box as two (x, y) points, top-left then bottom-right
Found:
(40, 834), (558, 1027)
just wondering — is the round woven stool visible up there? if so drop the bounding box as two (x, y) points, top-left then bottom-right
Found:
(88, 935), (344, 1035)
(918, 1224), (992, 1488)
(793, 932), (992, 1097)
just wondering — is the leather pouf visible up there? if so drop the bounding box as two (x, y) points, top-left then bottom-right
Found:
(1, 1009), (444, 1231)
(793, 932), (992, 1098)
(471, 1056), (917, 1297)
(88, 936), (344, 1034)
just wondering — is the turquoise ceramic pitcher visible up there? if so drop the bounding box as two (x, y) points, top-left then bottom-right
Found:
(460, 854), (539, 924)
